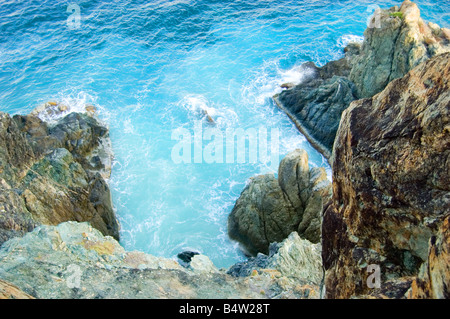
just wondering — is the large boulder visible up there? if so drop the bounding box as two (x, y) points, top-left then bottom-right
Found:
(228, 174), (297, 256)
(322, 52), (450, 298)
(228, 149), (331, 256)
(0, 104), (119, 246)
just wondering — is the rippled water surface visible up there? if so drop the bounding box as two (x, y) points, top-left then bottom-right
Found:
(0, 0), (448, 267)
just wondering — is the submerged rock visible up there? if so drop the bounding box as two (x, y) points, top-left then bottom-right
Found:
(228, 149), (331, 256)
(322, 52), (450, 299)
(0, 106), (118, 246)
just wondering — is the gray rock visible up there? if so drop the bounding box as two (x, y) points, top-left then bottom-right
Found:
(190, 255), (218, 273)
(228, 149), (331, 256)
(275, 73), (358, 158)
(228, 174), (297, 256)
(278, 149), (310, 211)
(0, 107), (119, 246)
(268, 232), (323, 286)
(227, 243), (279, 277)
(0, 222), (321, 299)
(228, 232), (324, 290)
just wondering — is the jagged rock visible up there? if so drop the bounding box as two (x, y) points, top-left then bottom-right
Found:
(0, 178), (37, 245)
(274, 51), (359, 158)
(349, 0), (450, 98)
(322, 53), (450, 299)
(267, 232), (323, 286)
(227, 243), (279, 277)
(0, 107), (119, 246)
(228, 149), (331, 255)
(0, 222), (319, 299)
(352, 215), (450, 299)
(274, 1), (449, 159)
(228, 231), (324, 297)
(408, 215), (450, 299)
(190, 255), (218, 273)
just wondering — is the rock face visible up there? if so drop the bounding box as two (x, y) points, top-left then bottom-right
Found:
(274, 0), (449, 159)
(0, 104), (119, 246)
(0, 279), (34, 299)
(228, 149), (331, 256)
(408, 216), (450, 299)
(322, 52), (450, 298)
(274, 46), (360, 158)
(0, 222), (321, 299)
(228, 232), (324, 294)
(268, 232), (323, 287)
(350, 0), (450, 98)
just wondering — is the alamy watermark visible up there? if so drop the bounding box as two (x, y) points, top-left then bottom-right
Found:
(171, 121), (280, 171)
(366, 5), (382, 29)
(65, 264), (82, 289)
(67, 4), (81, 30)
(366, 264), (381, 289)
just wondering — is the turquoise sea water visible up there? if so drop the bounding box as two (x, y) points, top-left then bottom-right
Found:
(0, 0), (448, 267)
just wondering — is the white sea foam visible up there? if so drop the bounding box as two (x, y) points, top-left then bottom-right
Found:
(337, 34), (364, 48)
(178, 94), (239, 128)
(30, 91), (116, 132)
(241, 59), (316, 110)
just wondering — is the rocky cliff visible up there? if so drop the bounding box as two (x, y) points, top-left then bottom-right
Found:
(0, 222), (323, 299)
(0, 0), (448, 300)
(322, 52), (449, 299)
(350, 0), (450, 98)
(0, 102), (119, 246)
(274, 0), (450, 159)
(0, 104), (325, 299)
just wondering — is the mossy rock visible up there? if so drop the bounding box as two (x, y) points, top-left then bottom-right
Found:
(389, 12), (404, 19)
